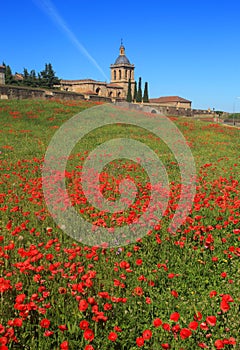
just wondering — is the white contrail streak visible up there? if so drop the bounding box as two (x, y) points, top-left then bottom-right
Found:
(33, 0), (108, 80)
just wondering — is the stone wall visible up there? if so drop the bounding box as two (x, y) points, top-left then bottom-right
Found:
(88, 95), (112, 103)
(0, 84), (85, 101)
(45, 90), (85, 100)
(0, 85), (45, 99)
(118, 103), (214, 118)
(142, 103), (192, 116)
(115, 101), (192, 116)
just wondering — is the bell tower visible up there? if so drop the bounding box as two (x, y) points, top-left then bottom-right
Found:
(110, 41), (135, 98)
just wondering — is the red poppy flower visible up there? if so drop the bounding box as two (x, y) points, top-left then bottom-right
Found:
(79, 299), (88, 312)
(188, 321), (198, 330)
(136, 259), (142, 265)
(220, 300), (230, 313)
(133, 286), (143, 296)
(13, 318), (23, 327)
(44, 330), (54, 337)
(114, 325), (122, 332)
(222, 294), (234, 302)
(145, 297), (151, 304)
(194, 311), (202, 321)
(209, 290), (217, 298)
(200, 322), (209, 331)
(85, 346), (94, 350)
(228, 337), (236, 345)
(170, 312), (180, 322)
(180, 328), (192, 339)
(162, 323), (171, 332)
(142, 329), (152, 340)
(83, 329), (94, 342)
(214, 339), (224, 349)
(198, 342), (208, 348)
(171, 324), (180, 333)
(40, 318), (50, 329)
(79, 320), (89, 330)
(136, 337), (145, 347)
(206, 316), (217, 327)
(171, 290), (178, 298)
(153, 318), (162, 327)
(15, 294), (26, 304)
(60, 340), (69, 350)
(108, 332), (118, 342)
(58, 325), (68, 332)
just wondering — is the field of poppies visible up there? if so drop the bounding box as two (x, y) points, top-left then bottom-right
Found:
(0, 99), (239, 350)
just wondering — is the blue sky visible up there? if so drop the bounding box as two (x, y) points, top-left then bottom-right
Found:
(1, 0), (240, 112)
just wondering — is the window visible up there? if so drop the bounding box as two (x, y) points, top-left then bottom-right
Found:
(125, 70), (127, 79)
(119, 70), (121, 80)
(113, 70), (116, 80)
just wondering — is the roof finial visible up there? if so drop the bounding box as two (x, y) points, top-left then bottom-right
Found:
(120, 39), (125, 55)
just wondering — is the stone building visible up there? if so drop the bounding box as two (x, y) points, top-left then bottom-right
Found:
(149, 96), (192, 109)
(110, 43), (135, 97)
(60, 43), (135, 100)
(0, 65), (5, 85)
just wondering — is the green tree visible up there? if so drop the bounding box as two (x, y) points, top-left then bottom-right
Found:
(143, 82), (149, 103)
(39, 63), (60, 88)
(136, 77), (142, 102)
(126, 79), (132, 102)
(29, 70), (39, 87)
(3, 63), (13, 85)
(133, 81), (137, 101)
(22, 68), (31, 86)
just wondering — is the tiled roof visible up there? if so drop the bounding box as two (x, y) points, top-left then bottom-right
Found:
(61, 79), (104, 84)
(14, 73), (24, 81)
(149, 96), (191, 103)
(114, 55), (131, 65)
(106, 83), (123, 88)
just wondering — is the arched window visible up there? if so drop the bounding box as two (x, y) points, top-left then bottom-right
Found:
(119, 70), (121, 80)
(125, 70), (127, 79)
(113, 70), (116, 80)
(96, 87), (100, 95)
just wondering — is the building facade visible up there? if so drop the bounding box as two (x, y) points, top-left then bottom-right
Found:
(60, 43), (134, 100)
(0, 65), (5, 85)
(149, 96), (192, 109)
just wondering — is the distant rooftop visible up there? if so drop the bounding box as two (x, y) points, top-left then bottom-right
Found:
(149, 96), (191, 103)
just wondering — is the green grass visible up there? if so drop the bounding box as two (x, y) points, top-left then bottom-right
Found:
(0, 99), (239, 350)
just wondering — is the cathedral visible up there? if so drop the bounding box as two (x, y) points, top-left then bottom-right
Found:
(60, 43), (135, 100)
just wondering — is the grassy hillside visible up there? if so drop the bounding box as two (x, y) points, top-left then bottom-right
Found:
(0, 99), (239, 350)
